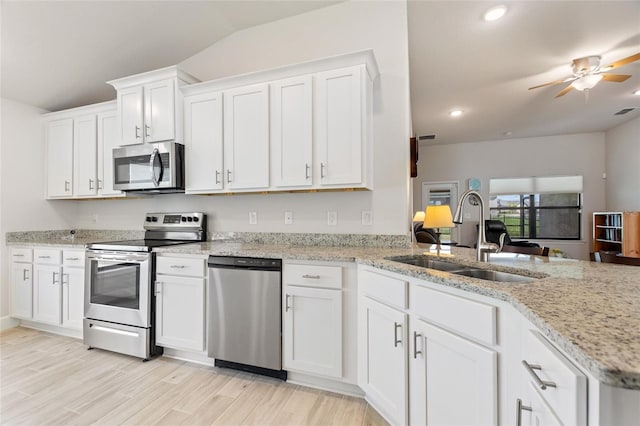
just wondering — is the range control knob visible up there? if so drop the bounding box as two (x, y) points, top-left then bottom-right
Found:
(193, 217), (199, 222)
(187, 217), (193, 222)
(151, 216), (158, 222)
(146, 217), (152, 222)
(181, 217), (187, 222)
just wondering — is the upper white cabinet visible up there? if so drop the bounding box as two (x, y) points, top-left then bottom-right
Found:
(44, 101), (121, 199)
(223, 83), (270, 190)
(181, 49), (378, 194)
(108, 66), (199, 146)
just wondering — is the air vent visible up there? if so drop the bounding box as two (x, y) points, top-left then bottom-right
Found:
(615, 108), (636, 115)
(418, 134), (436, 141)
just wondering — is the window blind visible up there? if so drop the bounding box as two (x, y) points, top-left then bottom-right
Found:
(489, 175), (583, 195)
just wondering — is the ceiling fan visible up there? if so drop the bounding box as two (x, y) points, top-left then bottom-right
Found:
(529, 52), (640, 98)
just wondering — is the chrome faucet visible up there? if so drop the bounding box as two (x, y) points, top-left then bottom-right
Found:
(453, 190), (500, 262)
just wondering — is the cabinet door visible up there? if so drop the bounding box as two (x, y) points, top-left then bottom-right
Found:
(409, 317), (498, 426)
(118, 86), (144, 145)
(74, 114), (98, 197)
(144, 79), (175, 143)
(271, 75), (313, 188)
(519, 383), (563, 426)
(11, 263), (32, 319)
(46, 118), (74, 197)
(33, 264), (62, 325)
(61, 267), (84, 330)
(359, 297), (407, 425)
(315, 65), (363, 186)
(223, 83), (270, 190)
(283, 285), (342, 378)
(184, 91), (224, 192)
(97, 110), (123, 196)
(155, 276), (205, 351)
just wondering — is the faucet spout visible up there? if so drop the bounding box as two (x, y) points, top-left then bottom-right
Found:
(453, 190), (499, 262)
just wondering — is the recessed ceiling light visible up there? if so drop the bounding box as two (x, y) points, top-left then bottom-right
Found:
(483, 5), (508, 21)
(633, 89), (640, 96)
(449, 109), (463, 117)
(503, 131), (513, 136)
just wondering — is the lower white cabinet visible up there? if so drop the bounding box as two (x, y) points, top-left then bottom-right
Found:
(61, 266), (85, 329)
(283, 285), (342, 378)
(33, 263), (62, 325)
(518, 382), (563, 426)
(11, 249), (33, 320)
(409, 317), (498, 426)
(155, 255), (206, 352)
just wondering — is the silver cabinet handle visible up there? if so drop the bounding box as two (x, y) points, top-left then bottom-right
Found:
(226, 170), (232, 183)
(155, 281), (162, 295)
(522, 360), (557, 390)
(320, 162), (326, 178)
(64, 180), (70, 192)
(394, 322), (402, 347)
(305, 163), (310, 179)
(285, 294), (292, 312)
(62, 273), (69, 285)
(413, 331), (422, 359)
(170, 265), (186, 269)
(516, 398), (532, 426)
(39, 256), (51, 259)
(98, 179), (103, 190)
(13, 254), (25, 258)
(89, 179), (94, 190)
(52, 272), (60, 284)
(145, 124), (151, 138)
(215, 170), (221, 185)
(135, 125), (141, 139)
(65, 257), (80, 261)
(23, 269), (29, 281)
(302, 274), (320, 279)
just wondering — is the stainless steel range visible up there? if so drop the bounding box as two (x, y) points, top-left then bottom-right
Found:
(84, 212), (206, 360)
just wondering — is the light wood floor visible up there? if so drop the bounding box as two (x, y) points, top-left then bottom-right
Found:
(0, 327), (387, 426)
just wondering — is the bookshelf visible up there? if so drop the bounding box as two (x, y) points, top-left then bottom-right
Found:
(593, 212), (640, 258)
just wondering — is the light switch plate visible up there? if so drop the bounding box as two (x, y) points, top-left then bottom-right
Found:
(361, 211), (373, 226)
(284, 211), (293, 225)
(249, 212), (258, 225)
(327, 211), (338, 226)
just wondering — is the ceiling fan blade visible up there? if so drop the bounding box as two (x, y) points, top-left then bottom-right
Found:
(555, 85), (574, 98)
(602, 53), (640, 71)
(601, 73), (632, 82)
(528, 77), (574, 90)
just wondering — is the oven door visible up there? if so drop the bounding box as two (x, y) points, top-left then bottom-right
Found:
(85, 250), (152, 328)
(112, 142), (182, 191)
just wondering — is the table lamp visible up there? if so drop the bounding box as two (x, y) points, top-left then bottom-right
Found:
(423, 205), (454, 254)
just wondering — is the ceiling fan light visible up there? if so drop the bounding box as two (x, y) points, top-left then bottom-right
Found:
(483, 5), (507, 21)
(449, 109), (463, 117)
(571, 74), (603, 91)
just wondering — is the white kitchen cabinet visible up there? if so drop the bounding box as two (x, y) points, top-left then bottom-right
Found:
(315, 65), (369, 187)
(73, 114), (98, 197)
(409, 317), (498, 426)
(61, 250), (85, 330)
(518, 383), (563, 426)
(223, 83), (270, 190)
(11, 248), (33, 320)
(271, 75), (313, 188)
(96, 110), (124, 197)
(283, 285), (342, 378)
(109, 66), (199, 146)
(46, 118), (74, 198)
(359, 296), (408, 426)
(155, 255), (206, 352)
(33, 263), (62, 325)
(183, 91), (224, 193)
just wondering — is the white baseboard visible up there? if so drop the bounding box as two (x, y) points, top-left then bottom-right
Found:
(286, 371), (364, 397)
(162, 347), (215, 367)
(19, 320), (83, 339)
(0, 316), (20, 331)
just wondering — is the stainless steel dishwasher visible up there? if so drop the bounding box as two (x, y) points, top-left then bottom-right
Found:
(207, 256), (286, 380)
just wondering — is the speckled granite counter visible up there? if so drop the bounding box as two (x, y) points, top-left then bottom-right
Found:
(6, 230), (144, 248)
(156, 241), (640, 390)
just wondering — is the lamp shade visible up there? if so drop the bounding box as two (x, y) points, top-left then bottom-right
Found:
(423, 205), (454, 229)
(412, 211), (426, 222)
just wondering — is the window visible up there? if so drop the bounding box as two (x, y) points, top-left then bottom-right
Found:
(489, 176), (583, 240)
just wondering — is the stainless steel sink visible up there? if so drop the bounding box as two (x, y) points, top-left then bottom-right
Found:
(452, 268), (534, 283)
(385, 256), (468, 272)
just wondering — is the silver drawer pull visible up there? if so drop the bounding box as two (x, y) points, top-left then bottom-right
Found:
(394, 322), (402, 347)
(516, 398), (532, 426)
(522, 360), (557, 390)
(170, 265), (186, 269)
(13, 254), (25, 257)
(39, 256), (51, 259)
(305, 163), (310, 179)
(302, 274), (321, 279)
(413, 331), (422, 358)
(23, 269), (30, 281)
(285, 294), (292, 312)
(65, 257), (80, 261)
(52, 272), (60, 284)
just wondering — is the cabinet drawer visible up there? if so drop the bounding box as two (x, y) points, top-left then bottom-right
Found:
(34, 248), (62, 265)
(157, 256), (206, 277)
(359, 268), (407, 309)
(11, 248), (33, 263)
(411, 284), (496, 346)
(284, 264), (342, 289)
(62, 250), (85, 267)
(523, 330), (587, 425)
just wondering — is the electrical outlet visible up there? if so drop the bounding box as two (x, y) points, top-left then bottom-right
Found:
(284, 211), (293, 225)
(361, 211), (373, 226)
(327, 211), (338, 226)
(249, 211), (258, 225)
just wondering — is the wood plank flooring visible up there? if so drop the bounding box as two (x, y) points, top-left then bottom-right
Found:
(0, 327), (387, 425)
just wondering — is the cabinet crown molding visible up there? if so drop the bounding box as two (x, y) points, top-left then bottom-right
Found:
(42, 100), (116, 120)
(107, 65), (200, 90)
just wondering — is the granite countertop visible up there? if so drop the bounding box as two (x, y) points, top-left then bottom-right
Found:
(7, 233), (640, 390)
(158, 241), (640, 390)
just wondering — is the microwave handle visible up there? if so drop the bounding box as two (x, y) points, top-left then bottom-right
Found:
(149, 148), (163, 187)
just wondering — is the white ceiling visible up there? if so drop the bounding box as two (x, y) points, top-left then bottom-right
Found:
(2, 1), (639, 145)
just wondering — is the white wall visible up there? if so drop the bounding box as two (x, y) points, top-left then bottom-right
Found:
(0, 98), (76, 318)
(413, 133), (607, 260)
(69, 0), (412, 236)
(605, 116), (640, 211)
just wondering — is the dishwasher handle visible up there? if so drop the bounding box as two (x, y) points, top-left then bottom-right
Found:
(208, 256), (282, 271)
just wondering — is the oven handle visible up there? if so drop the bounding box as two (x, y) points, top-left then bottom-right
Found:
(150, 147), (163, 187)
(86, 251), (150, 263)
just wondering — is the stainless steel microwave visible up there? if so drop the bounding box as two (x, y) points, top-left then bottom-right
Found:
(113, 142), (184, 193)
